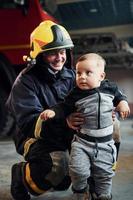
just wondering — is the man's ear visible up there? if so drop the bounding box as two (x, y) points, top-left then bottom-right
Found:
(101, 72), (106, 81)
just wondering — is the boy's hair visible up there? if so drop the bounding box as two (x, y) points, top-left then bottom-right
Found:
(77, 53), (106, 69)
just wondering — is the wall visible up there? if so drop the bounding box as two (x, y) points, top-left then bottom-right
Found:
(106, 68), (133, 116)
(70, 24), (133, 40)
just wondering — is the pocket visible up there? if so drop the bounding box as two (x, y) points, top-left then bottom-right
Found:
(107, 143), (117, 165)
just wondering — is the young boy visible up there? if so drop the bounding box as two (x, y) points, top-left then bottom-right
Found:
(41, 53), (130, 200)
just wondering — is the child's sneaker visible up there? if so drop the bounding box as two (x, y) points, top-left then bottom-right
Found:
(72, 192), (90, 200)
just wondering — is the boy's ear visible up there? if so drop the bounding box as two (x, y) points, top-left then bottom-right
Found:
(101, 72), (106, 80)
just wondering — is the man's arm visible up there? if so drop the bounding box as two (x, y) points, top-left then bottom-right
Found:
(66, 112), (85, 131)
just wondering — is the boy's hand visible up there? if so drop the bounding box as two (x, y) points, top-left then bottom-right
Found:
(116, 101), (130, 120)
(119, 110), (130, 120)
(40, 109), (55, 121)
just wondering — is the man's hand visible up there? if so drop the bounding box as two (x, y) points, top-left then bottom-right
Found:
(112, 110), (116, 121)
(40, 109), (55, 121)
(66, 112), (84, 131)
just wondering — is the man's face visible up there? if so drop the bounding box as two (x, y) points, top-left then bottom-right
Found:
(42, 49), (66, 72)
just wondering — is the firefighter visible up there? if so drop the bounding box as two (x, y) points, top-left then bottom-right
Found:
(6, 20), (75, 200)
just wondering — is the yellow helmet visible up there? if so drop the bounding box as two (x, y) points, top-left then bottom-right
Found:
(29, 20), (74, 59)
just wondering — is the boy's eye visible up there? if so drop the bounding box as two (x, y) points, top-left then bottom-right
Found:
(86, 71), (92, 75)
(86, 71), (89, 75)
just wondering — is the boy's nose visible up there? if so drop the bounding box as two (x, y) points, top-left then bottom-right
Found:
(81, 73), (86, 78)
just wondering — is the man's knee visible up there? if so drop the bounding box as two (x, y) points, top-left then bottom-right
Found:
(45, 151), (70, 186)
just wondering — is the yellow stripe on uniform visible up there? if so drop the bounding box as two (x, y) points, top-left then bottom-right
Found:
(23, 138), (37, 157)
(25, 163), (46, 194)
(34, 116), (43, 138)
(112, 161), (117, 171)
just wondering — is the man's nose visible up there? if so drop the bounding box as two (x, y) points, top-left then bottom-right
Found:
(55, 53), (62, 59)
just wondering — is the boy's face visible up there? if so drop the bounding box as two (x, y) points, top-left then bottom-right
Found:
(42, 49), (66, 72)
(76, 58), (105, 90)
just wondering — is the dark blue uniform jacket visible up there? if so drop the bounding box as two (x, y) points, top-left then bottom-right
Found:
(6, 63), (75, 155)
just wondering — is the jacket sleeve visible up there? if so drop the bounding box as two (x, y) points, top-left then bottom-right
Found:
(6, 73), (43, 138)
(34, 91), (76, 139)
(53, 90), (76, 118)
(113, 84), (128, 107)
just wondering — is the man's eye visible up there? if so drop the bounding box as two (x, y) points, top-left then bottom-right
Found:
(76, 72), (81, 75)
(60, 49), (66, 54)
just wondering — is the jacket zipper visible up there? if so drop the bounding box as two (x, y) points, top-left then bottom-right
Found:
(97, 91), (101, 129)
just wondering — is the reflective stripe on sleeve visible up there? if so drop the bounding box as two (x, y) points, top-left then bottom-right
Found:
(23, 138), (37, 157)
(34, 116), (43, 138)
